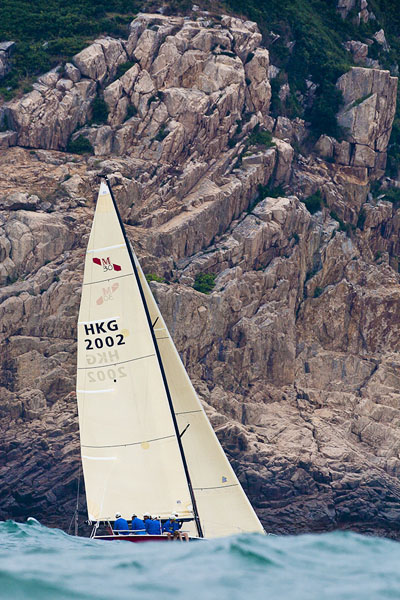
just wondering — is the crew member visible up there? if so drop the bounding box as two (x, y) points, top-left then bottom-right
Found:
(113, 513), (129, 534)
(144, 512), (161, 535)
(131, 513), (145, 534)
(162, 514), (189, 541)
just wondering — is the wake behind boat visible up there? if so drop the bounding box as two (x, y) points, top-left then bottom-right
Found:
(76, 179), (265, 541)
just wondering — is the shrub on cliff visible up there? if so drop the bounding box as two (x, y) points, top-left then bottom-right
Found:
(124, 104), (138, 121)
(153, 125), (168, 142)
(307, 84), (345, 140)
(193, 273), (216, 294)
(115, 59), (137, 80)
(301, 190), (323, 214)
(387, 111), (400, 179)
(247, 128), (275, 148)
(66, 135), (93, 154)
(90, 97), (109, 125)
(382, 187), (400, 205)
(145, 273), (165, 283)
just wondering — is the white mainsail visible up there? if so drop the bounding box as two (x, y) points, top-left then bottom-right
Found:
(77, 182), (193, 523)
(77, 180), (265, 538)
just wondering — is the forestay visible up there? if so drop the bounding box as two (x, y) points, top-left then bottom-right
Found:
(76, 182), (193, 522)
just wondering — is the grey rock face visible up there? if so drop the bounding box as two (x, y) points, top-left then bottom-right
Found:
(2, 14), (272, 157)
(0, 131), (17, 148)
(6, 79), (97, 150)
(0, 41), (15, 80)
(0, 13), (400, 540)
(337, 0), (357, 19)
(344, 40), (369, 64)
(336, 67), (397, 175)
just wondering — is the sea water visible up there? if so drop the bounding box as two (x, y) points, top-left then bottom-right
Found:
(1, 521), (400, 600)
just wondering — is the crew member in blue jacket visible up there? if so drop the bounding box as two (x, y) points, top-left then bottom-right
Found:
(113, 513), (130, 534)
(162, 514), (181, 534)
(144, 512), (161, 535)
(162, 514), (189, 541)
(131, 513), (145, 534)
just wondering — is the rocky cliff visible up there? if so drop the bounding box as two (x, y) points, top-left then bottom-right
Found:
(1, 12), (400, 538)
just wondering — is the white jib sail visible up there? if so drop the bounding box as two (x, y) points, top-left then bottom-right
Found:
(136, 265), (265, 538)
(76, 182), (193, 523)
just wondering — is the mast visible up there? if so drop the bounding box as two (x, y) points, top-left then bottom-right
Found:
(103, 176), (204, 538)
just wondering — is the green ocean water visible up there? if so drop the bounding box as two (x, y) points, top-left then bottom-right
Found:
(1, 520), (400, 600)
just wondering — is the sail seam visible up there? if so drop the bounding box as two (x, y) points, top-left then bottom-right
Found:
(194, 484), (238, 490)
(77, 353), (155, 370)
(87, 243), (125, 253)
(175, 410), (203, 415)
(82, 434), (175, 449)
(83, 273), (133, 286)
(78, 316), (120, 325)
(77, 389), (113, 394)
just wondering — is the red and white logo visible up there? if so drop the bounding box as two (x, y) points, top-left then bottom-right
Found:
(96, 283), (119, 305)
(93, 257), (121, 272)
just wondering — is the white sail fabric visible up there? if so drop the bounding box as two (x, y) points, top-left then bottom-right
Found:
(76, 182), (193, 522)
(136, 263), (265, 538)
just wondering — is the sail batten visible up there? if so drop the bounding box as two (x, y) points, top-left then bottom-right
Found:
(82, 434), (176, 449)
(78, 354), (156, 370)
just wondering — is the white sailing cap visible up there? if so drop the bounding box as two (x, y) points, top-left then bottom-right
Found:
(143, 512), (151, 517)
(115, 513), (121, 518)
(170, 514), (176, 519)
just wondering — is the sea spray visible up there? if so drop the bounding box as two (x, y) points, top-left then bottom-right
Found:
(1, 521), (400, 600)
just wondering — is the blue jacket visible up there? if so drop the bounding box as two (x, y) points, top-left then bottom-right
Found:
(114, 517), (129, 533)
(162, 519), (181, 533)
(145, 519), (161, 535)
(131, 517), (145, 533)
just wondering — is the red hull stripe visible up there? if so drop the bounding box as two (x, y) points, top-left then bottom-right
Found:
(94, 535), (199, 543)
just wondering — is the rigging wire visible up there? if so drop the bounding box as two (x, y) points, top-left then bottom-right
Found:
(67, 464), (81, 536)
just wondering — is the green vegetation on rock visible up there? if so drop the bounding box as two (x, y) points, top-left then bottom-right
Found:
(1, 0), (400, 157)
(382, 187), (400, 205)
(66, 135), (93, 154)
(145, 273), (165, 283)
(313, 286), (323, 298)
(301, 190), (323, 215)
(124, 104), (138, 121)
(247, 128), (275, 148)
(154, 125), (169, 142)
(90, 97), (109, 125)
(257, 183), (286, 200)
(115, 59), (137, 80)
(193, 272), (216, 294)
(225, 0), (352, 137)
(0, 0), (137, 98)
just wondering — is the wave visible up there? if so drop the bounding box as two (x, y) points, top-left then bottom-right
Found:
(1, 522), (400, 599)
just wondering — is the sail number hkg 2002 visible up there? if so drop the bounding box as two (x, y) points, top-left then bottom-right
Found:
(83, 319), (125, 351)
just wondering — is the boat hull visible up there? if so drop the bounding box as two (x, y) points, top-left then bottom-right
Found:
(94, 534), (198, 543)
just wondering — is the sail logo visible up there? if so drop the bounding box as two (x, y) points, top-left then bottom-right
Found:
(93, 257), (121, 272)
(97, 283), (119, 305)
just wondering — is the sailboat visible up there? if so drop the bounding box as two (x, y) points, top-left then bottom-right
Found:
(76, 178), (265, 541)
